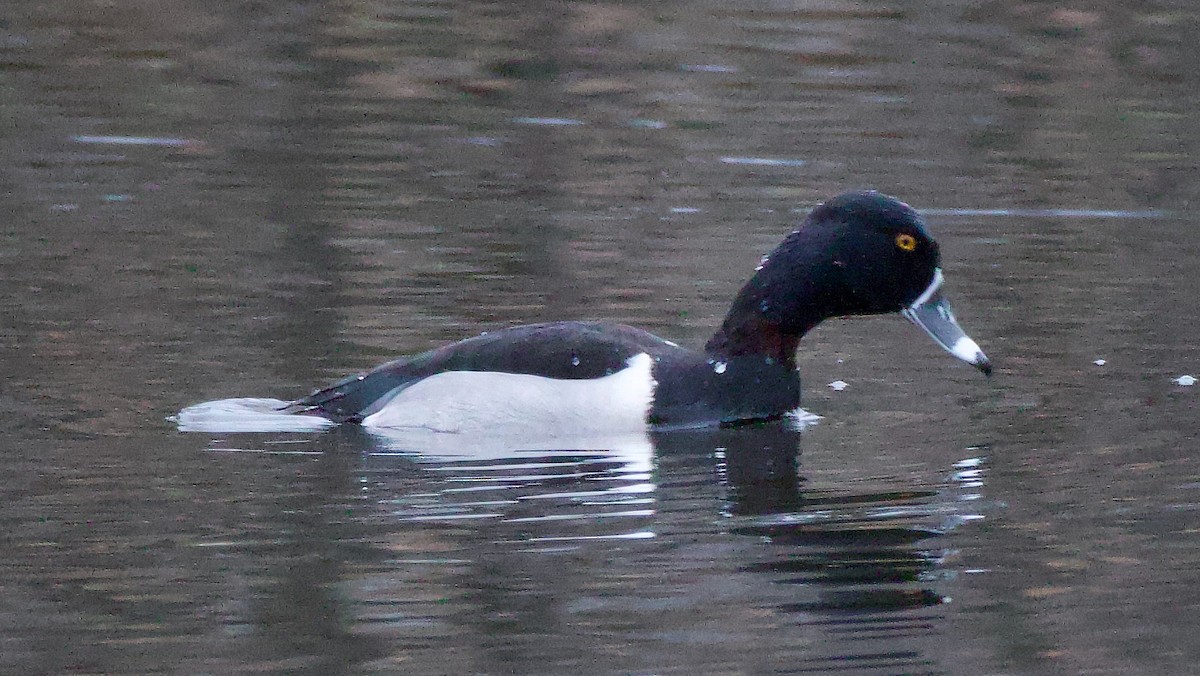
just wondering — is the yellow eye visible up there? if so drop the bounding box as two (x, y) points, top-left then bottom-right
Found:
(895, 233), (917, 252)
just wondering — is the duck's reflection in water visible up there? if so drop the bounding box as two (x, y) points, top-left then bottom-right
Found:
(194, 417), (985, 673)
(304, 420), (987, 671)
(655, 423), (983, 618)
(362, 419), (984, 596)
(362, 426), (658, 546)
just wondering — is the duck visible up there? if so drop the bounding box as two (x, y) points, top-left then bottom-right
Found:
(270, 190), (991, 434)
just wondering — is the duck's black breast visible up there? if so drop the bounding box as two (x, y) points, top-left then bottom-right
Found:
(292, 320), (801, 428)
(648, 353), (800, 429)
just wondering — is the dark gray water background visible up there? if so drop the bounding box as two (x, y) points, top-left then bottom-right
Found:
(2, 1), (1198, 674)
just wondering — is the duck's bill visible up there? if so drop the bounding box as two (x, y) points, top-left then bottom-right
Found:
(901, 269), (992, 376)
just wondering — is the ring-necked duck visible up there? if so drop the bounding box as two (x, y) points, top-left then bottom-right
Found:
(269, 190), (990, 433)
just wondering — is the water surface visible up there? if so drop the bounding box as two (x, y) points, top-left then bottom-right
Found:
(2, 1), (1198, 673)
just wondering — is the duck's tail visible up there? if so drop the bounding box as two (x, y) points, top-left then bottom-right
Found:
(172, 397), (336, 433)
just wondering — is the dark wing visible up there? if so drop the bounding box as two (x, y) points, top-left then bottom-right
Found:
(289, 321), (687, 422)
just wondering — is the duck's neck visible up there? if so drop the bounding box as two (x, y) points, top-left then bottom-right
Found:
(704, 312), (807, 369)
(704, 225), (846, 369)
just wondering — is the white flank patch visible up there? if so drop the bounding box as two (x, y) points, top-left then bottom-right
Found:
(173, 398), (336, 433)
(362, 352), (657, 435)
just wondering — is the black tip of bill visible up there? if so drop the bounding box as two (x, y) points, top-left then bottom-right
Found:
(976, 354), (993, 377)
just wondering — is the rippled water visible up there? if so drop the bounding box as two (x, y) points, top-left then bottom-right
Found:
(3, 1), (1199, 674)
